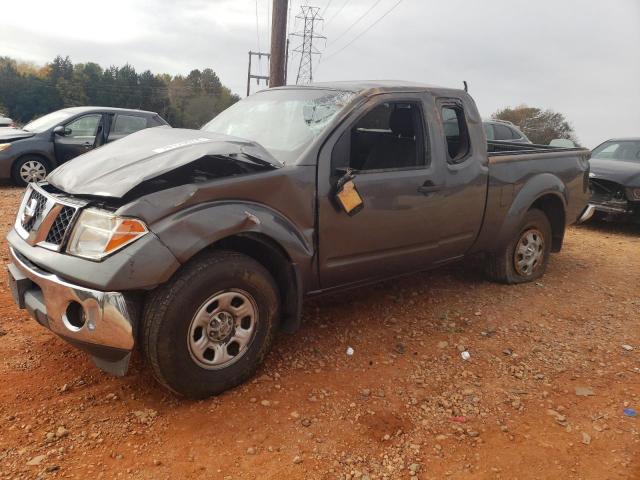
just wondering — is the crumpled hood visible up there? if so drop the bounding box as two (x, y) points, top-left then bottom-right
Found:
(590, 157), (640, 186)
(0, 128), (35, 142)
(47, 127), (282, 198)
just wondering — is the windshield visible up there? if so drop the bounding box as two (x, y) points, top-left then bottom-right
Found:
(592, 140), (640, 162)
(23, 110), (73, 133)
(202, 88), (356, 164)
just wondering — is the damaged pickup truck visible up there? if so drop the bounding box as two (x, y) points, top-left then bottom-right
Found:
(7, 82), (591, 398)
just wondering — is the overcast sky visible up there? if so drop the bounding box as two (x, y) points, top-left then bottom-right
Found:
(2, 0), (639, 147)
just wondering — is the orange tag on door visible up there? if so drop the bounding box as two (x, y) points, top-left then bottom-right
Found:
(336, 180), (363, 214)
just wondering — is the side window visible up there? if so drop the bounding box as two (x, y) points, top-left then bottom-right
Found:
(441, 105), (470, 163)
(483, 123), (495, 140)
(493, 123), (514, 141)
(65, 115), (101, 138)
(345, 102), (426, 171)
(509, 127), (522, 139)
(111, 115), (147, 136)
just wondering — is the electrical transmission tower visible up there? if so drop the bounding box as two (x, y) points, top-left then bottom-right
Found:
(290, 6), (325, 85)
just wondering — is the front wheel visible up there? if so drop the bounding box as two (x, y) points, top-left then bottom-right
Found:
(141, 250), (280, 398)
(485, 208), (552, 284)
(12, 156), (50, 186)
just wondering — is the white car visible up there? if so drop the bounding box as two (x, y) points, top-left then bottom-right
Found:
(0, 116), (15, 128)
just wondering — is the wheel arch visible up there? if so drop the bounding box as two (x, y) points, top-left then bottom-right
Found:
(492, 173), (567, 253)
(152, 202), (313, 334)
(214, 232), (304, 334)
(13, 152), (55, 169)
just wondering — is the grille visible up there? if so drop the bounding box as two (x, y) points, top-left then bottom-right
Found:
(45, 206), (76, 245)
(22, 189), (48, 232)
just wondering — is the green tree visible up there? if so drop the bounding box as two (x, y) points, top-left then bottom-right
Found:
(0, 55), (239, 128)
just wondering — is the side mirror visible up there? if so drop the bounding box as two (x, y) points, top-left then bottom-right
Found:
(53, 125), (70, 136)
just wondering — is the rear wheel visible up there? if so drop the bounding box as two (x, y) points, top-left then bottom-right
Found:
(12, 156), (50, 186)
(485, 208), (552, 284)
(141, 250), (279, 399)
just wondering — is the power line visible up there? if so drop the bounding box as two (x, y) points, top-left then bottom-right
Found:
(323, 0), (404, 61)
(266, 0), (271, 51)
(325, 0), (349, 26)
(255, 0), (262, 74)
(323, 0), (335, 16)
(327, 0), (384, 46)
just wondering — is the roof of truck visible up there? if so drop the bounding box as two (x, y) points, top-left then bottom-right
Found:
(273, 80), (467, 96)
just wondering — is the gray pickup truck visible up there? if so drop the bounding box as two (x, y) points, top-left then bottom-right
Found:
(6, 82), (591, 398)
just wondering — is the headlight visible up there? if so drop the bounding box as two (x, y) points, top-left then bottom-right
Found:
(0, 143), (11, 152)
(67, 208), (148, 260)
(629, 188), (640, 201)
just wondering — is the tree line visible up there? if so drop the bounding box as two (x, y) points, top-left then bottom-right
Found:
(0, 55), (240, 128)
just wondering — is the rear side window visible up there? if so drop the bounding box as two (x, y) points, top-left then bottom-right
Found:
(442, 105), (470, 163)
(112, 115), (147, 135)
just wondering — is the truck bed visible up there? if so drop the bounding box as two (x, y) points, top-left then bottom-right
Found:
(487, 140), (586, 156)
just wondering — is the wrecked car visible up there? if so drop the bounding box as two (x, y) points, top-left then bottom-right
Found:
(585, 138), (640, 222)
(6, 82), (591, 398)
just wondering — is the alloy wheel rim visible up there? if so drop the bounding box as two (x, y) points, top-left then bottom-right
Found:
(20, 161), (47, 183)
(187, 289), (258, 370)
(514, 228), (545, 276)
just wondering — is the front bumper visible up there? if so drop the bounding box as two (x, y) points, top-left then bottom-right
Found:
(7, 247), (135, 375)
(590, 200), (635, 215)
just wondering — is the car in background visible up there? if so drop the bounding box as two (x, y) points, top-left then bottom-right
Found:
(549, 138), (576, 148)
(586, 138), (640, 222)
(0, 116), (15, 128)
(483, 119), (532, 144)
(0, 107), (169, 186)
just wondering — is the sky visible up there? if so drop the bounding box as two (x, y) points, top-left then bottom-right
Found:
(2, 0), (639, 148)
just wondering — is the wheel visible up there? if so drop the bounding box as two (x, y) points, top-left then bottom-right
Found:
(11, 156), (50, 186)
(485, 208), (552, 284)
(141, 250), (280, 398)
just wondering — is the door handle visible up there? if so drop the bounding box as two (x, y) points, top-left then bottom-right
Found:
(417, 181), (439, 195)
(82, 142), (92, 148)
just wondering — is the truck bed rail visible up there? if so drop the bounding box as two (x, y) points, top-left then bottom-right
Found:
(487, 140), (586, 156)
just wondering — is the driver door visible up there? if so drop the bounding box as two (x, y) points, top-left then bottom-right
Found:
(317, 94), (447, 288)
(54, 114), (104, 163)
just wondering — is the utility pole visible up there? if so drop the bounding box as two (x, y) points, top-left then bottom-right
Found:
(269, 0), (289, 88)
(246, 51), (270, 96)
(291, 6), (325, 85)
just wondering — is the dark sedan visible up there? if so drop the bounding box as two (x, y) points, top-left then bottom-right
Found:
(0, 107), (169, 185)
(587, 138), (640, 221)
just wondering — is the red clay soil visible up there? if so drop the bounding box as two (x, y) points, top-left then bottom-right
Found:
(0, 185), (638, 480)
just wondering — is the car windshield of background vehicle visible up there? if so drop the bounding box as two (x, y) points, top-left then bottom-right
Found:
(592, 141), (640, 162)
(23, 111), (73, 133)
(201, 88), (356, 165)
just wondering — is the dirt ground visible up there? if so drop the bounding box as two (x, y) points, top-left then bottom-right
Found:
(0, 185), (638, 480)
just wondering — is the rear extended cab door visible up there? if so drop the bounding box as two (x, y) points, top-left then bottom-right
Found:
(316, 90), (488, 290)
(434, 95), (489, 259)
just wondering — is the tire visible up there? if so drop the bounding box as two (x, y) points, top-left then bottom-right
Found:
(485, 208), (552, 284)
(141, 250), (280, 399)
(11, 155), (50, 186)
